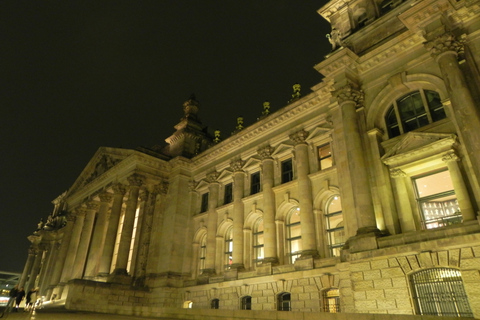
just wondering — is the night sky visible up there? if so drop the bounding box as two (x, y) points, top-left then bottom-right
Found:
(0, 1), (331, 273)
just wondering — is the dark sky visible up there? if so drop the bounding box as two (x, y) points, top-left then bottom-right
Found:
(0, 1), (331, 273)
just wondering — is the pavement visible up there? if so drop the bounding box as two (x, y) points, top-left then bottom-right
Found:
(0, 304), (180, 320)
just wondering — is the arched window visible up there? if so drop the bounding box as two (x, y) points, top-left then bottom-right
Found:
(183, 301), (193, 308)
(385, 90), (445, 138)
(253, 219), (264, 265)
(286, 207), (301, 264)
(325, 196), (344, 257)
(323, 288), (340, 313)
(277, 292), (291, 311)
(410, 268), (473, 317)
(224, 227), (233, 270)
(241, 296), (252, 310)
(210, 298), (219, 309)
(199, 234), (207, 272)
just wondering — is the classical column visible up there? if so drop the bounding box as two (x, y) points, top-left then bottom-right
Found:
(48, 215), (74, 299)
(84, 192), (112, 279)
(290, 130), (318, 258)
(425, 32), (480, 186)
(19, 247), (36, 288)
(98, 183), (126, 276)
(334, 84), (377, 235)
(112, 174), (144, 275)
(258, 146), (278, 264)
(231, 160), (245, 270)
(203, 172), (220, 275)
(26, 246), (44, 291)
(37, 241), (57, 295)
(59, 208), (86, 283)
(390, 169), (416, 232)
(442, 152), (475, 221)
(71, 202), (98, 279)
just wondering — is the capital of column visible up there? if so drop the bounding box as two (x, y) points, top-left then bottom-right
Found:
(230, 159), (245, 172)
(75, 206), (88, 217)
(333, 83), (364, 107)
(289, 129), (309, 145)
(85, 201), (100, 211)
(442, 151), (459, 163)
(258, 146), (275, 160)
(390, 168), (407, 178)
(154, 179), (169, 195)
(112, 183), (127, 196)
(128, 174), (145, 187)
(424, 32), (465, 60)
(98, 192), (113, 203)
(206, 171), (220, 183)
(139, 189), (149, 202)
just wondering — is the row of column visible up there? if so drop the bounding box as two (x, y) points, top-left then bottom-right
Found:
(201, 130), (321, 275)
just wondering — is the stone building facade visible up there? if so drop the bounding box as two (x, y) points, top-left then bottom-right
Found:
(19, 0), (480, 318)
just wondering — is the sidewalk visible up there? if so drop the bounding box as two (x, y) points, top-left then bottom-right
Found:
(0, 304), (180, 320)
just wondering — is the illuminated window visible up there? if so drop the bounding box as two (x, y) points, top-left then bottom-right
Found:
(183, 301), (193, 308)
(281, 159), (293, 183)
(224, 227), (233, 270)
(410, 268), (473, 317)
(211, 299), (219, 309)
(385, 90), (445, 138)
(413, 170), (461, 229)
(318, 143), (333, 170)
(286, 207), (301, 264)
(326, 196), (344, 257)
(241, 296), (252, 310)
(199, 234), (207, 272)
(251, 172), (261, 195)
(200, 193), (209, 213)
(323, 288), (340, 313)
(253, 219), (264, 264)
(277, 292), (291, 311)
(224, 183), (233, 205)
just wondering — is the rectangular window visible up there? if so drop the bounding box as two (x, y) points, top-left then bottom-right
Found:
(281, 159), (293, 183)
(251, 172), (261, 195)
(318, 143), (333, 170)
(413, 170), (460, 229)
(224, 183), (233, 205)
(201, 193), (209, 213)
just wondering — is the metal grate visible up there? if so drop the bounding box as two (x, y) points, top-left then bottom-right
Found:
(410, 268), (473, 317)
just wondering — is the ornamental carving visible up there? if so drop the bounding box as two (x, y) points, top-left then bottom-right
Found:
(112, 183), (126, 196)
(206, 171), (220, 183)
(333, 84), (364, 106)
(75, 207), (87, 217)
(98, 192), (113, 203)
(442, 151), (459, 162)
(289, 129), (309, 145)
(258, 146), (275, 160)
(390, 168), (407, 178)
(128, 174), (145, 187)
(86, 202), (99, 211)
(230, 159), (245, 172)
(84, 155), (120, 185)
(424, 33), (465, 60)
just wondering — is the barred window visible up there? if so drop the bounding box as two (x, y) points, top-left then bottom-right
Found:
(241, 296), (252, 310)
(277, 292), (291, 311)
(323, 288), (340, 313)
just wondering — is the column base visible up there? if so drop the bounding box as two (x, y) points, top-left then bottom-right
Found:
(299, 249), (319, 260)
(261, 257), (279, 265)
(107, 269), (132, 285)
(200, 268), (216, 276)
(230, 263), (245, 271)
(344, 228), (382, 255)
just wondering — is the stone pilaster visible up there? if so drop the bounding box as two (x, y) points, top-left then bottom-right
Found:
(258, 146), (278, 265)
(26, 246), (44, 291)
(442, 152), (475, 221)
(19, 246), (36, 288)
(48, 215), (73, 299)
(59, 208), (86, 284)
(390, 169), (416, 232)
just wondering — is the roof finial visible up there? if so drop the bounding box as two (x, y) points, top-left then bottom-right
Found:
(288, 83), (301, 103)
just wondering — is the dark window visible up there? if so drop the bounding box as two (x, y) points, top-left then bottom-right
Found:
(385, 90), (446, 138)
(211, 299), (219, 309)
(281, 159), (293, 183)
(277, 292), (291, 311)
(241, 296), (252, 310)
(224, 183), (233, 204)
(411, 268), (473, 317)
(201, 193), (209, 212)
(251, 172), (261, 195)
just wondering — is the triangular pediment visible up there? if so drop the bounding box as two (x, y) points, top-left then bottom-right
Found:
(69, 147), (134, 194)
(306, 126), (333, 140)
(381, 132), (457, 167)
(272, 142), (294, 157)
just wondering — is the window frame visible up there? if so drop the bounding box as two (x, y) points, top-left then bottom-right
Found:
(200, 192), (209, 213)
(277, 292), (291, 311)
(250, 171), (261, 195)
(281, 158), (294, 184)
(318, 142), (333, 170)
(325, 195), (344, 257)
(224, 227), (233, 270)
(322, 288), (340, 313)
(253, 218), (264, 265)
(286, 207), (301, 264)
(241, 296), (252, 310)
(224, 183), (233, 205)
